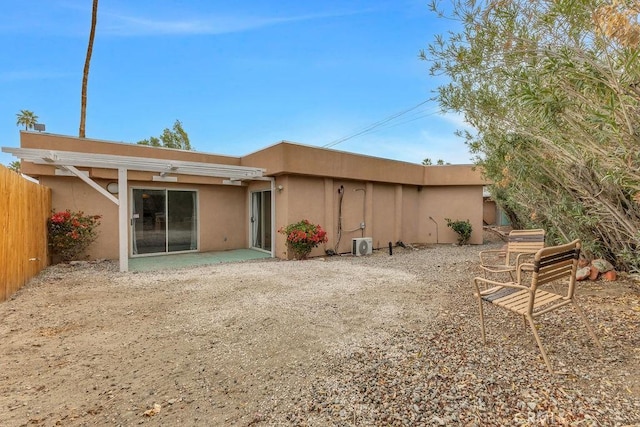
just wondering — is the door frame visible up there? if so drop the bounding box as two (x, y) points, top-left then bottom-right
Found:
(249, 189), (273, 254)
(130, 186), (200, 257)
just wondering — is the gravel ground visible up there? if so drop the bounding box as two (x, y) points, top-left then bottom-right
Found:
(0, 235), (639, 426)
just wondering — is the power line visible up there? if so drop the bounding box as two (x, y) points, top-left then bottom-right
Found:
(322, 99), (439, 149)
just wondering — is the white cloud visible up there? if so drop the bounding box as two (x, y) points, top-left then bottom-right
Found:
(0, 2), (377, 38)
(272, 109), (476, 165)
(319, 130), (473, 165)
(100, 9), (373, 37)
(439, 112), (475, 133)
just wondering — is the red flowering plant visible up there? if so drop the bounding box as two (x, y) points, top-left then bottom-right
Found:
(48, 210), (102, 262)
(278, 219), (328, 260)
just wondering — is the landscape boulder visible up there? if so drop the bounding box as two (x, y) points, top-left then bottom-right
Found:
(591, 258), (615, 273)
(576, 258), (617, 281)
(576, 266), (591, 281)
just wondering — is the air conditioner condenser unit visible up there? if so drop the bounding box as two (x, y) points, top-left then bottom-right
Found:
(352, 237), (373, 256)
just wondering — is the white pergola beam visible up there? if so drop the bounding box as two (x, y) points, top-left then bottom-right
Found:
(2, 146), (274, 271)
(64, 165), (120, 205)
(2, 147), (265, 180)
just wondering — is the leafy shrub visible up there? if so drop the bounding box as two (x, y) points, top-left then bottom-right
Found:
(445, 218), (472, 245)
(48, 210), (101, 262)
(278, 219), (328, 260)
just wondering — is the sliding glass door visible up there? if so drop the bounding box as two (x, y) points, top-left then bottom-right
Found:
(251, 190), (272, 251)
(132, 188), (198, 255)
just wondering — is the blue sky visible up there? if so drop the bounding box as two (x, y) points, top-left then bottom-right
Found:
(0, 0), (473, 167)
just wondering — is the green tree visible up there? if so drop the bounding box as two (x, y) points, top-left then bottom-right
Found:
(79, 0), (98, 138)
(425, 0), (640, 271)
(137, 120), (192, 150)
(16, 110), (38, 130)
(422, 158), (447, 165)
(8, 161), (21, 173)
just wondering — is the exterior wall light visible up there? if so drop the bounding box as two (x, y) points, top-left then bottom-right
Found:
(106, 182), (119, 194)
(277, 184), (284, 192)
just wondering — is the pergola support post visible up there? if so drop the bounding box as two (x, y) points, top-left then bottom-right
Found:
(118, 168), (128, 272)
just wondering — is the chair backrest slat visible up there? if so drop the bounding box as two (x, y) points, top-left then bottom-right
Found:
(510, 233), (545, 242)
(510, 241), (546, 252)
(530, 240), (581, 295)
(505, 229), (546, 264)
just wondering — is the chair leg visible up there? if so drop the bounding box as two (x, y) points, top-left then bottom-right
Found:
(526, 316), (554, 374)
(478, 298), (487, 344)
(572, 301), (603, 349)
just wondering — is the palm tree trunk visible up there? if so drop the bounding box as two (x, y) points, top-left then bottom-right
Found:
(79, 0), (98, 138)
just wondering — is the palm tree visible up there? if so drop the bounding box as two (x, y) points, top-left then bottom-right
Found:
(8, 161), (21, 173)
(79, 0), (98, 138)
(16, 110), (38, 130)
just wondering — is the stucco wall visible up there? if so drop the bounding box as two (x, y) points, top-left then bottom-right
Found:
(243, 141), (489, 187)
(17, 133), (488, 262)
(39, 176), (250, 260)
(276, 176), (327, 258)
(332, 180), (370, 253)
(39, 176), (119, 260)
(273, 176), (484, 258)
(41, 172), (483, 261)
(370, 183), (397, 250)
(197, 184), (247, 252)
(421, 186), (483, 245)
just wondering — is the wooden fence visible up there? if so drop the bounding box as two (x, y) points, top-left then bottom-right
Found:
(0, 165), (51, 302)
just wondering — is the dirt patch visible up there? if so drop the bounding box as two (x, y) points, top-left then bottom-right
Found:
(0, 240), (638, 426)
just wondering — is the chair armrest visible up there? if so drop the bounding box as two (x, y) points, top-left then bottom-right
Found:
(480, 264), (515, 272)
(514, 252), (535, 268)
(479, 249), (506, 266)
(473, 276), (530, 296)
(516, 262), (536, 283)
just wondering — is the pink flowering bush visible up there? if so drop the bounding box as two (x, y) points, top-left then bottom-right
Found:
(48, 210), (101, 262)
(278, 219), (328, 260)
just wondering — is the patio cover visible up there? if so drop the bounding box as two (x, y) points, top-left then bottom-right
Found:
(2, 147), (272, 272)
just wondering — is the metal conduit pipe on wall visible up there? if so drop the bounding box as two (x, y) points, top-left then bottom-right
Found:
(334, 185), (367, 253)
(354, 188), (366, 238)
(429, 216), (439, 244)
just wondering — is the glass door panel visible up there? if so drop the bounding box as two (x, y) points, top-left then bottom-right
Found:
(251, 192), (262, 248)
(263, 193), (272, 249)
(132, 189), (166, 255)
(251, 190), (272, 251)
(132, 189), (198, 255)
(168, 190), (197, 252)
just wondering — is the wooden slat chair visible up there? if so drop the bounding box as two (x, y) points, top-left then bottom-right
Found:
(479, 229), (546, 280)
(472, 239), (602, 373)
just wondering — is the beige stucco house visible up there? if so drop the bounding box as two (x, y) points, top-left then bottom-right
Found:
(4, 132), (489, 271)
